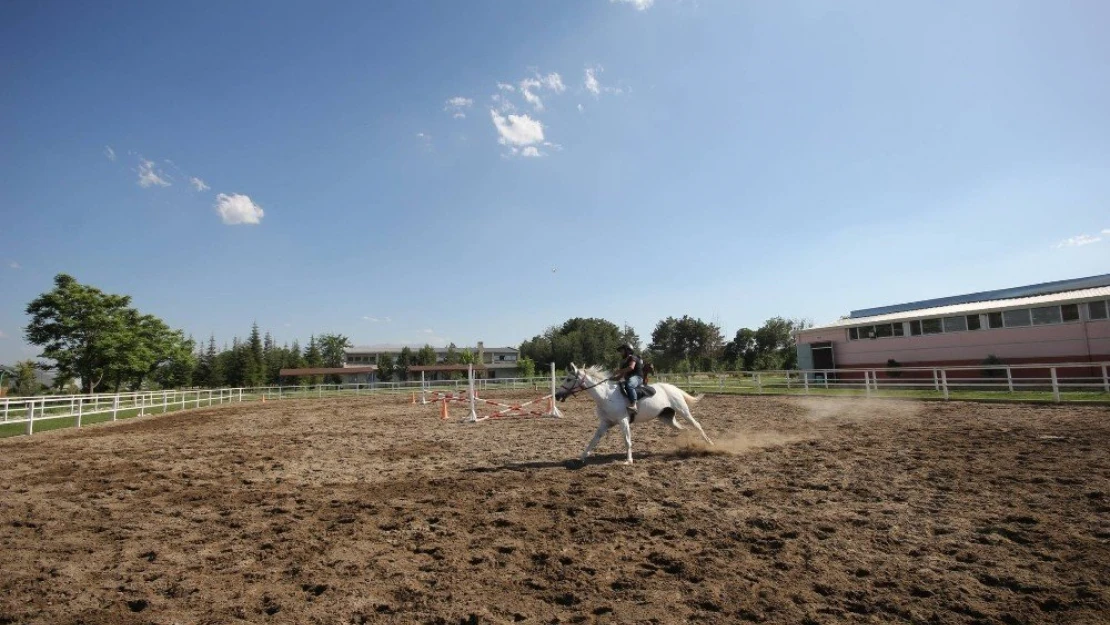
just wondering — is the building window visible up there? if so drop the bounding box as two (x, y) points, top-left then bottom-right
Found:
(921, 319), (943, 335)
(1031, 306), (1062, 326)
(1090, 300), (1108, 320)
(848, 328), (858, 340)
(942, 316), (967, 333)
(1061, 304), (1079, 322)
(967, 314), (982, 331)
(874, 323), (894, 338)
(909, 320), (922, 336)
(988, 312), (1004, 329)
(893, 323), (905, 337)
(1002, 309), (1031, 327)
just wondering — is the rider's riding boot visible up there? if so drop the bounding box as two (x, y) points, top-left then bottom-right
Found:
(627, 402), (638, 416)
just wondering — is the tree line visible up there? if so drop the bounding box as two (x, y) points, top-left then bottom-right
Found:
(518, 315), (811, 374)
(11, 275), (809, 396)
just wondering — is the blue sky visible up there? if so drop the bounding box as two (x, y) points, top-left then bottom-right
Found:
(2, 0), (1108, 364)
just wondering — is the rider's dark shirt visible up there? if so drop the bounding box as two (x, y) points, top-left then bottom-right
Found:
(622, 354), (644, 380)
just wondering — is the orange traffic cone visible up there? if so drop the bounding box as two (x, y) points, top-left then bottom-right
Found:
(440, 399), (449, 420)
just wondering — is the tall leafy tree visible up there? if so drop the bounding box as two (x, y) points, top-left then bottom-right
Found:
(317, 333), (352, 383)
(283, 340), (304, 385)
(24, 274), (191, 392)
(376, 352), (395, 382)
(723, 328), (758, 370)
(649, 315), (725, 372)
(12, 360), (40, 396)
(416, 344), (437, 366)
(303, 335), (323, 385)
(519, 317), (624, 371)
(397, 347), (413, 381)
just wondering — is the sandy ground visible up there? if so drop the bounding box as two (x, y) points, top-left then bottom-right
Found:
(1, 392), (1108, 625)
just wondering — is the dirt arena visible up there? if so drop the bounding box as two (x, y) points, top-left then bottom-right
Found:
(1, 391), (1109, 625)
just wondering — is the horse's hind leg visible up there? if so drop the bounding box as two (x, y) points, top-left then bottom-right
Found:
(619, 418), (633, 465)
(678, 403), (713, 445)
(657, 407), (684, 431)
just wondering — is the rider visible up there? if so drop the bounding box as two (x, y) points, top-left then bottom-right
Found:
(612, 343), (644, 417)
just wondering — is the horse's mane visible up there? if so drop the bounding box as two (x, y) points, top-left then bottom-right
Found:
(581, 365), (613, 381)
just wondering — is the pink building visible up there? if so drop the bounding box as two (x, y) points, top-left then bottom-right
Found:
(795, 274), (1110, 377)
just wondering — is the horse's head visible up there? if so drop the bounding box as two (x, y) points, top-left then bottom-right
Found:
(554, 363), (584, 401)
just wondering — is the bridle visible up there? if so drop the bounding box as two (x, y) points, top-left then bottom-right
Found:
(557, 369), (612, 400)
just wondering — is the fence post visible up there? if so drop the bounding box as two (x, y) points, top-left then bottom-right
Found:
(1006, 366), (1014, 393)
(239, 389), (243, 402)
(755, 373), (762, 394)
(940, 370), (949, 400)
(162, 391), (167, 413)
(803, 372), (810, 395)
(26, 400), (34, 436)
(864, 371), (871, 397)
(932, 368), (939, 392)
(1050, 368), (1060, 403)
(1103, 365), (1109, 393)
(3, 397), (7, 421)
(113, 395), (119, 421)
(76, 396), (83, 428)
(139, 393), (145, 417)
(786, 372), (792, 390)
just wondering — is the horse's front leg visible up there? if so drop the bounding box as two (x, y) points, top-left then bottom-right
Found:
(619, 418), (633, 465)
(581, 422), (609, 463)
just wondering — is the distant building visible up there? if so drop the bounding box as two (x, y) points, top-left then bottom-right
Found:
(795, 274), (1110, 371)
(345, 342), (521, 380)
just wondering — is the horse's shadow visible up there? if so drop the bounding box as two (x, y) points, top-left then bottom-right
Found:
(464, 451), (678, 473)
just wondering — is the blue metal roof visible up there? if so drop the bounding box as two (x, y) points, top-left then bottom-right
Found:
(849, 273), (1110, 319)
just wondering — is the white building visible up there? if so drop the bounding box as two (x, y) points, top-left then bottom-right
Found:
(345, 342), (521, 379)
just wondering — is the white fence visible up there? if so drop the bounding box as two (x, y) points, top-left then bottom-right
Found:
(654, 361), (1110, 402)
(0, 376), (551, 437)
(3, 362), (1109, 438)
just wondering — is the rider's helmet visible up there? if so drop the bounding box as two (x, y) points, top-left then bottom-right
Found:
(618, 343), (634, 354)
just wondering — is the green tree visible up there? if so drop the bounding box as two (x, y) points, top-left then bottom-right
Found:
(648, 315), (724, 372)
(517, 356), (537, 379)
(317, 333), (352, 384)
(416, 344), (437, 366)
(151, 335), (197, 389)
(397, 346), (413, 381)
(444, 343), (460, 365)
(12, 360), (40, 396)
(283, 340), (304, 385)
(25, 274), (135, 392)
(304, 335), (323, 385)
(723, 328), (757, 370)
(519, 317), (624, 371)
(245, 323), (265, 387)
(376, 352), (395, 382)
(751, 317), (810, 370)
(619, 324), (641, 352)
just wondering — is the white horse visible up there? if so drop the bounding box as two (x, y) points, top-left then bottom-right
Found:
(554, 363), (713, 465)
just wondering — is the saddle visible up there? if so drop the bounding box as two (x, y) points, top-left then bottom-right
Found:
(620, 384), (657, 400)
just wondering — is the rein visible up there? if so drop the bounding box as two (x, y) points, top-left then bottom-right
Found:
(558, 371), (613, 399)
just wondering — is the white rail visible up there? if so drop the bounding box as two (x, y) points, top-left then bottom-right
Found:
(3, 362), (1108, 438)
(0, 376), (553, 436)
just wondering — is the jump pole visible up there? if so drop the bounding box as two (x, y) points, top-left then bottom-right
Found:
(420, 371), (427, 405)
(545, 362), (562, 418)
(467, 364), (479, 421)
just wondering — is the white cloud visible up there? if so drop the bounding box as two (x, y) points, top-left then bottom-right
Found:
(362, 316), (392, 323)
(1103, 228), (1110, 235)
(491, 93), (516, 113)
(585, 67), (602, 96)
(1055, 234), (1102, 248)
(445, 96), (474, 118)
(490, 110), (544, 147)
(104, 145), (116, 161)
(422, 329), (434, 334)
(8, 261), (20, 269)
(214, 193), (264, 225)
(521, 146), (543, 158)
(519, 77), (543, 111)
(497, 82), (515, 92)
(577, 103), (584, 113)
(542, 72), (566, 93)
(612, 0), (654, 10)
(189, 176), (210, 191)
(137, 159), (171, 188)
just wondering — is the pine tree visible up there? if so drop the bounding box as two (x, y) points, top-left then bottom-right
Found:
(247, 323), (265, 387)
(304, 335), (323, 385)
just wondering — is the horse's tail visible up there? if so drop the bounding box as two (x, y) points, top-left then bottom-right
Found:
(676, 387), (701, 406)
